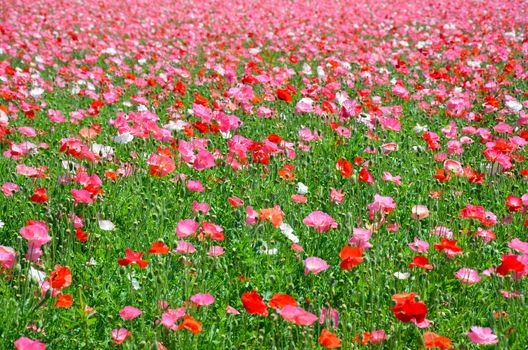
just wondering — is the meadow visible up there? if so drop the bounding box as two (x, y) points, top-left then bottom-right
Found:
(0, 0), (527, 348)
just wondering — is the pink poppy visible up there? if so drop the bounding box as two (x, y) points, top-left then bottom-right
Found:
(454, 268), (481, 284)
(303, 211), (337, 233)
(14, 337), (46, 350)
(304, 257), (329, 275)
(161, 308), (186, 330)
(466, 327), (498, 344)
(0, 246), (16, 269)
(411, 205), (429, 220)
(119, 306), (143, 320)
(175, 240), (196, 254)
(408, 238), (429, 253)
(208, 246), (224, 257)
(330, 188), (345, 204)
(226, 305), (241, 315)
(279, 305), (318, 325)
(2, 182), (20, 196)
(71, 189), (95, 204)
(111, 328), (131, 344)
(176, 219), (199, 238)
(187, 180), (204, 192)
(191, 293), (215, 306)
(349, 228), (372, 249)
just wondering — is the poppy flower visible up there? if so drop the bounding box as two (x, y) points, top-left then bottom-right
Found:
(191, 293), (215, 306)
(55, 293), (73, 308)
(496, 254), (525, 276)
(279, 305), (318, 325)
(318, 329), (341, 348)
(409, 256), (433, 270)
(111, 328), (131, 345)
(30, 188), (48, 203)
(14, 337), (47, 350)
(241, 290), (268, 316)
(423, 332), (452, 349)
(147, 241), (169, 254)
(304, 257), (329, 275)
(339, 246), (364, 270)
(120, 306), (142, 320)
(466, 327), (498, 344)
(180, 315), (202, 334)
(161, 308), (186, 330)
(277, 89), (292, 103)
(454, 268), (481, 284)
(259, 206), (284, 227)
(391, 293), (428, 325)
(303, 211), (337, 233)
(336, 159), (353, 178)
(0, 246), (16, 269)
(49, 265), (72, 289)
(118, 249), (148, 268)
(269, 294), (298, 309)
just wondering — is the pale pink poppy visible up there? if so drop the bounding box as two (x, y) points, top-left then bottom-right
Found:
(454, 268), (481, 284)
(119, 306), (143, 320)
(303, 211), (337, 233)
(176, 219), (199, 238)
(192, 201), (210, 214)
(304, 257), (329, 275)
(319, 308), (339, 329)
(466, 327), (498, 344)
(411, 205), (429, 220)
(330, 188), (344, 204)
(161, 308), (186, 330)
(0, 246), (16, 269)
(2, 182), (20, 196)
(14, 337), (46, 350)
(349, 228), (372, 249)
(111, 328), (131, 344)
(226, 305), (240, 315)
(175, 240), (196, 254)
(245, 206), (258, 225)
(382, 172), (402, 185)
(279, 305), (318, 325)
(408, 238), (429, 253)
(508, 238), (528, 254)
(208, 246), (224, 257)
(191, 293), (215, 306)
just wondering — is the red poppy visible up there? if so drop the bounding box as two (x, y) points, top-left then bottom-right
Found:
(339, 246), (364, 270)
(336, 159), (353, 178)
(241, 290), (268, 316)
(49, 265), (72, 289)
(391, 293), (427, 324)
(118, 249), (149, 268)
(147, 242), (170, 254)
(277, 89), (292, 103)
(496, 254), (525, 276)
(179, 316), (202, 334)
(423, 332), (452, 349)
(269, 294), (297, 309)
(75, 228), (88, 242)
(30, 188), (48, 203)
(434, 238), (462, 254)
(55, 293), (73, 308)
(318, 329), (341, 348)
(409, 256), (433, 270)
(506, 195), (523, 212)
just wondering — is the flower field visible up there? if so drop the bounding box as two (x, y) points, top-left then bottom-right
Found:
(1, 0), (527, 348)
